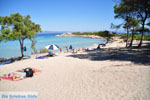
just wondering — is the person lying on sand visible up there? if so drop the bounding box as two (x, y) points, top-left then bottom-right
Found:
(1, 72), (26, 81)
(17, 67), (41, 75)
(0, 68), (41, 81)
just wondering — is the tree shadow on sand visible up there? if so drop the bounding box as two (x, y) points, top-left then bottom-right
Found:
(67, 45), (150, 65)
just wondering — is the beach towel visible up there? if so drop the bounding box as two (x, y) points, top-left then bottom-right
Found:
(1, 77), (13, 81)
(0, 64), (5, 66)
(3, 60), (12, 64)
(36, 56), (45, 59)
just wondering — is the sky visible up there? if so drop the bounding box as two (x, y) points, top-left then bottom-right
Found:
(0, 0), (122, 32)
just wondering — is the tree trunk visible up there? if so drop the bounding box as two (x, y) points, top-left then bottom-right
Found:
(138, 22), (145, 47)
(126, 27), (129, 47)
(106, 38), (109, 44)
(19, 38), (24, 58)
(138, 31), (144, 47)
(129, 30), (134, 47)
(21, 44), (24, 57)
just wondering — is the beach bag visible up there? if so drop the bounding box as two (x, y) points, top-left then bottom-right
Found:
(23, 46), (27, 51)
(24, 68), (33, 77)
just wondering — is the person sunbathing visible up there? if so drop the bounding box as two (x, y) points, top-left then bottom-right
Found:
(0, 68), (41, 81)
(12, 72), (26, 81)
(32, 68), (41, 75)
(1, 72), (26, 81)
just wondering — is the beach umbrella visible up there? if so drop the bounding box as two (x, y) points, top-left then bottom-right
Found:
(45, 44), (59, 50)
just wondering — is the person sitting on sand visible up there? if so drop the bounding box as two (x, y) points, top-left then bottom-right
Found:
(97, 44), (101, 49)
(60, 48), (62, 53)
(72, 48), (77, 53)
(78, 48), (82, 52)
(66, 46), (69, 52)
(82, 48), (85, 51)
(64, 46), (69, 53)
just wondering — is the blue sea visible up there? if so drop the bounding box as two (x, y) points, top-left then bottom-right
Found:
(0, 33), (105, 58)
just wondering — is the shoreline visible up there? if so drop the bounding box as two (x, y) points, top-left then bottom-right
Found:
(0, 36), (121, 60)
(0, 33), (104, 59)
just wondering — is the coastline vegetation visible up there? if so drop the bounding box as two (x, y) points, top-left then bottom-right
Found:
(0, 13), (42, 57)
(73, 30), (114, 43)
(113, 0), (150, 47)
(73, 0), (150, 47)
(73, 30), (150, 44)
(40, 48), (49, 53)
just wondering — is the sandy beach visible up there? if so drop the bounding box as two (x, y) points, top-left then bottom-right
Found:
(0, 39), (150, 100)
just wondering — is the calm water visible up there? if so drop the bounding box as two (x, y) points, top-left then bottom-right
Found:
(0, 33), (105, 58)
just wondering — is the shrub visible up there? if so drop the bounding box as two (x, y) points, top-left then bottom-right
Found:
(40, 48), (49, 53)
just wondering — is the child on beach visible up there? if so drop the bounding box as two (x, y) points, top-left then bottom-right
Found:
(60, 48), (62, 53)
(64, 46), (69, 53)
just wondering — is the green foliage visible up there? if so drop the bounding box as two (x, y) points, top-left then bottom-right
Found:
(40, 48), (49, 53)
(97, 30), (113, 41)
(114, 0), (150, 47)
(73, 30), (113, 42)
(120, 33), (127, 40)
(143, 35), (150, 41)
(72, 32), (94, 35)
(0, 13), (42, 57)
(120, 33), (150, 41)
(123, 17), (139, 31)
(114, 3), (132, 19)
(147, 22), (150, 26)
(133, 34), (141, 40)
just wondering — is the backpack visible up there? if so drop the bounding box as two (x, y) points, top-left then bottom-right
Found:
(24, 68), (34, 77)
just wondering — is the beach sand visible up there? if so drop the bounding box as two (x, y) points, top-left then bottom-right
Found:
(0, 39), (150, 100)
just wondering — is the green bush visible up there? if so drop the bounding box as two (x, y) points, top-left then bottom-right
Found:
(133, 34), (141, 40)
(72, 32), (96, 35)
(40, 48), (49, 53)
(144, 35), (150, 41)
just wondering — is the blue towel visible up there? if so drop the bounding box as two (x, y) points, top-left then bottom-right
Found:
(36, 56), (45, 59)
(0, 64), (5, 66)
(3, 60), (11, 64)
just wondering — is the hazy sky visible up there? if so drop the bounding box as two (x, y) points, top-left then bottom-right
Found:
(0, 0), (122, 32)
